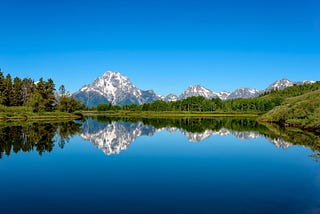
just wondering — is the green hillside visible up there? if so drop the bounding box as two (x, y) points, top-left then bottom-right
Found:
(259, 89), (320, 131)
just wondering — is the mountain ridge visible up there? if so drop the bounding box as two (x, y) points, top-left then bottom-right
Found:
(73, 71), (315, 106)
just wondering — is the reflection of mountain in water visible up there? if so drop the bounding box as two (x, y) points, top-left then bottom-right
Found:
(81, 120), (156, 155)
(174, 129), (291, 148)
(80, 119), (292, 155)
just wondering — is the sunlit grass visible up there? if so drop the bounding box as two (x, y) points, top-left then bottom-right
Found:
(0, 105), (81, 120)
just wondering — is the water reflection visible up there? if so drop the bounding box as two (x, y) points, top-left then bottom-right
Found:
(1, 117), (319, 158)
(81, 119), (156, 155)
(0, 121), (81, 158)
(80, 117), (319, 155)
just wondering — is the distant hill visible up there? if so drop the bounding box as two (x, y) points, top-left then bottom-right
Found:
(259, 87), (320, 131)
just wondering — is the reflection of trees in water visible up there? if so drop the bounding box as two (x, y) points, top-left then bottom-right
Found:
(93, 116), (268, 133)
(259, 123), (320, 150)
(259, 123), (320, 160)
(91, 116), (320, 155)
(0, 121), (81, 158)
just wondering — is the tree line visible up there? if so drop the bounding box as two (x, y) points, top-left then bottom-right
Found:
(96, 96), (282, 113)
(96, 81), (320, 113)
(0, 71), (84, 113)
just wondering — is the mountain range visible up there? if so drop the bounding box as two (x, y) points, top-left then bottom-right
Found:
(73, 71), (315, 106)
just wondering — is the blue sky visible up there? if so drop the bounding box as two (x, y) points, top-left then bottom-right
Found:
(0, 0), (319, 95)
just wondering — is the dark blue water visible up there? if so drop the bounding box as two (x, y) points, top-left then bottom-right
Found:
(0, 118), (320, 213)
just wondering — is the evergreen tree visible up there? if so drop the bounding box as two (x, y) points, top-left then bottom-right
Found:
(0, 71), (5, 104)
(59, 85), (66, 96)
(59, 95), (84, 113)
(11, 77), (23, 106)
(21, 78), (35, 105)
(26, 92), (45, 113)
(35, 78), (56, 111)
(2, 74), (13, 106)
(43, 78), (56, 111)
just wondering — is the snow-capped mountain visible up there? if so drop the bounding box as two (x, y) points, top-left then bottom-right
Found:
(179, 85), (219, 100)
(73, 71), (160, 106)
(164, 93), (178, 102)
(266, 78), (294, 91)
(217, 91), (231, 100)
(73, 71), (316, 105)
(227, 88), (261, 99)
(295, 80), (316, 86)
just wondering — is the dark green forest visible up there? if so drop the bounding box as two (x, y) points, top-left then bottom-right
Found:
(0, 71), (84, 113)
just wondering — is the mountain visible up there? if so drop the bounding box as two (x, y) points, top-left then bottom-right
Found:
(164, 93), (178, 102)
(227, 88), (261, 99)
(73, 71), (160, 106)
(266, 78), (294, 91)
(179, 85), (219, 100)
(217, 91), (231, 100)
(73, 71), (315, 105)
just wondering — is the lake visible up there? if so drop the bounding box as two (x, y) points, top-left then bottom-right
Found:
(0, 117), (320, 214)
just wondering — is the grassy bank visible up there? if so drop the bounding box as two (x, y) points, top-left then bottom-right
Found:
(259, 89), (320, 131)
(82, 110), (260, 118)
(0, 106), (82, 121)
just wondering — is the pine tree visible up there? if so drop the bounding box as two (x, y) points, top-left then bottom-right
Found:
(44, 78), (56, 111)
(3, 74), (13, 106)
(59, 85), (66, 96)
(11, 77), (23, 106)
(21, 78), (35, 105)
(35, 78), (56, 111)
(26, 92), (45, 113)
(0, 71), (5, 105)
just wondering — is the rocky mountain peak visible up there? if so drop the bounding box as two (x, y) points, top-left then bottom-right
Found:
(266, 78), (294, 91)
(227, 87), (261, 99)
(164, 93), (178, 102)
(73, 71), (316, 106)
(73, 71), (160, 106)
(179, 84), (217, 100)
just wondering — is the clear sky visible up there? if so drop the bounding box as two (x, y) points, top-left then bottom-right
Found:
(0, 0), (319, 95)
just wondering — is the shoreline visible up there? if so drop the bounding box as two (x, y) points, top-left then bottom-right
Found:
(0, 114), (82, 121)
(81, 110), (261, 118)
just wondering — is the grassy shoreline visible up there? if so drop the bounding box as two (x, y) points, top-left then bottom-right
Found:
(0, 115), (82, 121)
(0, 114), (82, 121)
(0, 106), (83, 121)
(81, 110), (261, 118)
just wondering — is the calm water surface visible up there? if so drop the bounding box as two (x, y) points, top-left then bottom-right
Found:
(0, 117), (320, 214)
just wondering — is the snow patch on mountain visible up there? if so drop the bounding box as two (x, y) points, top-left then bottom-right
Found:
(217, 91), (231, 100)
(73, 71), (160, 106)
(164, 93), (178, 102)
(73, 71), (316, 105)
(266, 78), (294, 91)
(179, 85), (218, 100)
(227, 88), (261, 99)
